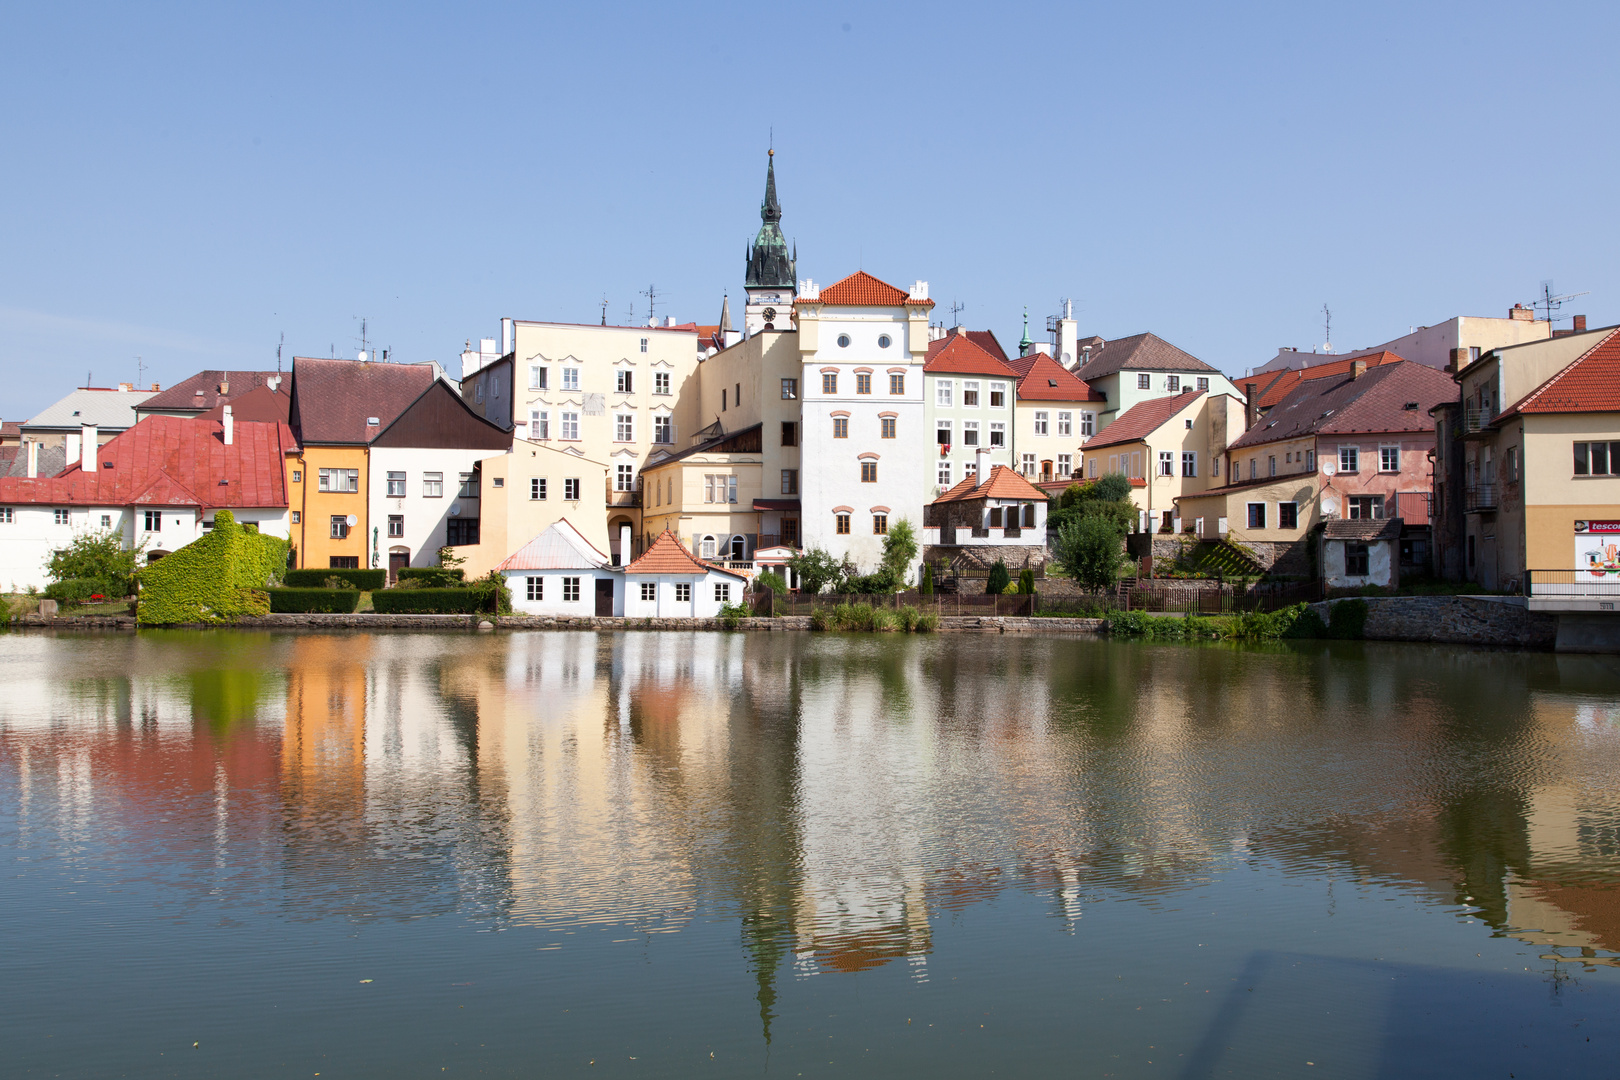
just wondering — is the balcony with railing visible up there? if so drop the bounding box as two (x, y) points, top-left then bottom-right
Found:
(1463, 483), (1497, 512)
(605, 478), (641, 508)
(1462, 402), (1496, 434)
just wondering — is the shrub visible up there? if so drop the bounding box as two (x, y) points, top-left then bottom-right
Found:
(718, 601), (751, 630)
(898, 606), (920, 631)
(788, 547), (845, 595)
(1222, 603), (1312, 641)
(879, 518), (918, 590)
(397, 567), (465, 586)
(44, 578), (101, 604)
(268, 588), (361, 613)
(1105, 610), (1220, 640)
(283, 568), (386, 590)
(47, 529), (142, 599)
(1053, 515), (1127, 591)
(755, 569), (787, 594)
(986, 560), (1010, 596)
(1282, 605), (1328, 638)
(919, 562), (935, 596)
(467, 570), (513, 614)
(913, 610), (940, 633)
(1018, 568), (1035, 595)
(137, 511), (287, 625)
(1328, 598), (1368, 639)
(370, 588), (482, 614)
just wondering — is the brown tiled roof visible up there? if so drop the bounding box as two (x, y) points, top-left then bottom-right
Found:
(1009, 353), (1106, 402)
(1323, 517), (1403, 541)
(1081, 391), (1205, 450)
(289, 358), (436, 444)
(804, 271), (936, 308)
(0, 415), (293, 508)
(622, 529), (747, 579)
(932, 465), (1048, 504)
(1, 421), (21, 440)
(1228, 361), (1455, 451)
(197, 384), (291, 424)
(140, 370), (283, 413)
(924, 334), (1021, 377)
(1073, 332), (1219, 380)
(1497, 328), (1620, 419)
(1247, 351), (1407, 411)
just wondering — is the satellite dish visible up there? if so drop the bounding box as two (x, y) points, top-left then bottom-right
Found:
(449, 503), (461, 517)
(1321, 461), (1337, 476)
(358, 351), (367, 362)
(1322, 497), (1339, 515)
(345, 514), (358, 527)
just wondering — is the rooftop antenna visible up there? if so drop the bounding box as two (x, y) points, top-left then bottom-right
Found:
(1322, 303), (1334, 353)
(356, 317), (371, 361)
(949, 299), (966, 327)
(1535, 280), (1590, 327)
(626, 300), (636, 326)
(276, 332), (284, 374)
(136, 355), (147, 387)
(600, 296), (609, 326)
(641, 284), (659, 326)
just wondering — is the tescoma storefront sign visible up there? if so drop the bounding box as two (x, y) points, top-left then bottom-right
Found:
(1574, 520), (1620, 573)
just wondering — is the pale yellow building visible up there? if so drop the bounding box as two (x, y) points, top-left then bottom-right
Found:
(1079, 391), (1247, 532)
(455, 438), (611, 578)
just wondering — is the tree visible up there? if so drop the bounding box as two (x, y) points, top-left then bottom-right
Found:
(1054, 515), (1128, 591)
(878, 518), (918, 590)
(1087, 473), (1133, 503)
(1018, 568), (1035, 595)
(438, 545), (467, 569)
(754, 569), (788, 594)
(986, 559), (1010, 596)
(47, 529), (143, 598)
(919, 562), (935, 596)
(787, 547), (844, 595)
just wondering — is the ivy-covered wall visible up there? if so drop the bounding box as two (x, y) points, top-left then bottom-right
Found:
(137, 510), (289, 625)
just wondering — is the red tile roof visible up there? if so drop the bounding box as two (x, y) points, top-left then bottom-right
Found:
(198, 384), (291, 424)
(139, 370), (284, 413)
(932, 465), (1049, 504)
(803, 271), (936, 308)
(0, 415), (294, 509)
(1081, 391), (1205, 450)
(1246, 351), (1406, 411)
(925, 327), (1010, 363)
(621, 529), (746, 579)
(924, 334), (1022, 377)
(1008, 352), (1106, 401)
(289, 358), (436, 444)
(1227, 360), (1455, 451)
(1498, 328), (1620, 419)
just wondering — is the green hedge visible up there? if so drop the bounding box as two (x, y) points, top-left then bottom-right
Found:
(44, 578), (104, 603)
(137, 511), (288, 625)
(370, 588), (482, 614)
(397, 567), (464, 585)
(282, 568), (387, 590)
(267, 588), (361, 613)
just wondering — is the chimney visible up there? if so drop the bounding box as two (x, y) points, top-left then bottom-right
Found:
(664, 316), (677, 328)
(25, 440), (38, 479)
(976, 446), (992, 487)
(118, 382), (133, 392)
(1244, 381), (1258, 429)
(150, 383), (160, 391)
(81, 425), (97, 472)
(1351, 359), (1367, 380)
(1574, 315), (1588, 333)
(222, 405), (234, 445)
(1509, 304), (1534, 321)
(500, 317), (514, 354)
(218, 380), (229, 396)
(1448, 347), (1467, 374)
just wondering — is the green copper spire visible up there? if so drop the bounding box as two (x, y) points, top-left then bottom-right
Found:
(1019, 306), (1032, 355)
(745, 150), (795, 289)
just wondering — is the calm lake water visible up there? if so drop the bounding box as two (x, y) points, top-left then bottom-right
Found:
(4, 630), (1620, 1078)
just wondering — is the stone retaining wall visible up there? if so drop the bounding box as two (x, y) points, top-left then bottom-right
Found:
(1309, 595), (1557, 650)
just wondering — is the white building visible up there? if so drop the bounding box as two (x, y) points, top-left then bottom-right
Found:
(793, 272), (933, 577)
(621, 530), (747, 618)
(496, 519), (621, 617)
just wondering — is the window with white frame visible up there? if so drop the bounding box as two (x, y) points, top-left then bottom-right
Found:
(527, 577), (543, 601)
(561, 412), (580, 440)
(704, 475), (738, 504)
(318, 468), (359, 493)
(423, 472), (443, 497)
(654, 371), (670, 395)
(990, 422), (1006, 447)
(1021, 453), (1036, 476)
(1158, 451), (1174, 476)
(700, 535), (717, 558)
(0, 508), (13, 523)
(965, 460), (977, 478)
(329, 515), (348, 539)
(459, 473), (477, 498)
(143, 509), (162, 531)
(1250, 459), (1257, 480)
(387, 514), (404, 538)
(1269, 456), (1276, 477)
(530, 410), (548, 439)
(962, 420), (979, 446)
(1379, 445), (1400, 472)
(1212, 456), (1220, 476)
(1182, 452), (1197, 477)
(962, 380), (980, 407)
(531, 478), (546, 500)
(715, 582), (730, 603)
(1166, 375), (1180, 392)
(562, 577), (580, 602)
(562, 367), (580, 391)
(639, 582), (655, 601)
(936, 380), (953, 407)
(386, 471), (406, 497)
(615, 414), (633, 442)
(639, 337), (648, 354)
(616, 464), (635, 492)
(1081, 411), (1095, 436)
(1034, 411), (1049, 435)
(675, 583), (691, 603)
(654, 415), (672, 443)
(1137, 373), (1151, 389)
(529, 365), (547, 390)
(616, 370), (633, 394)
(1087, 458), (1098, 478)
(1306, 449), (1316, 470)
(1057, 411), (1072, 436)
(1058, 454), (1072, 476)
(1339, 446), (1359, 473)
(938, 461), (952, 487)
(936, 420), (952, 446)
(564, 478), (580, 501)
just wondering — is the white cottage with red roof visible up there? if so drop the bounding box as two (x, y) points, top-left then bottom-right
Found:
(922, 455), (1051, 571)
(0, 412), (295, 591)
(620, 529), (747, 618)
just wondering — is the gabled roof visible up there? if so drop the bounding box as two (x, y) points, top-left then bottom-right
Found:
(289, 358), (436, 444)
(644, 424), (762, 467)
(1323, 517), (1403, 542)
(803, 271), (935, 308)
(23, 387), (157, 431)
(0, 444), (67, 479)
(926, 326), (1010, 363)
(622, 529), (747, 579)
(933, 464), (1049, 504)
(924, 334), (1021, 377)
(1081, 391), (1205, 450)
(1227, 361), (1455, 451)
(198, 383), (292, 424)
(1073, 332), (1219, 380)
(495, 519), (611, 572)
(1, 421), (22, 441)
(1497, 328), (1620, 420)
(0, 415), (294, 508)
(1246, 351), (1407, 412)
(139, 370), (283, 414)
(1008, 352), (1106, 402)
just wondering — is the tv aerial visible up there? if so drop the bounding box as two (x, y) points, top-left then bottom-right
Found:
(1535, 281), (1589, 327)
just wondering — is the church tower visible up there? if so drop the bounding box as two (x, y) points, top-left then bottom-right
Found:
(743, 150), (796, 335)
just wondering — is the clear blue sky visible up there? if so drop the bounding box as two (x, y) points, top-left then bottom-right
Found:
(3, 1), (1617, 420)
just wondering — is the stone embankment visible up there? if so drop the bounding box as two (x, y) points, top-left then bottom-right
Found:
(11, 611), (1106, 634)
(1309, 595), (1557, 650)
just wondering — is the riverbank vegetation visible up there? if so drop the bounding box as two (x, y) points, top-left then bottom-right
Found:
(810, 601), (940, 633)
(1104, 599), (1367, 642)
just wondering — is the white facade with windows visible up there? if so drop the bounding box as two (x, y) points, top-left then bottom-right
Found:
(368, 446), (499, 576)
(497, 519), (623, 616)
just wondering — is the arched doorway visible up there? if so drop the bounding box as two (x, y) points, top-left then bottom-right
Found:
(388, 546), (410, 583)
(728, 535), (746, 562)
(608, 516), (635, 566)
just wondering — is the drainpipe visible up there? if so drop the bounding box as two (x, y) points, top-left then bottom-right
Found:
(298, 451), (308, 569)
